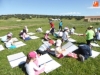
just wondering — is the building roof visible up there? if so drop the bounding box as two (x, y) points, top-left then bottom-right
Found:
(85, 16), (100, 18)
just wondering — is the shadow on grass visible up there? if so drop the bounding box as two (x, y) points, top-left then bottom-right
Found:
(19, 63), (28, 75)
(73, 42), (86, 45)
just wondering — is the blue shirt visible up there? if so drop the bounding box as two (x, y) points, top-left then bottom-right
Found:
(78, 44), (92, 56)
(59, 22), (63, 26)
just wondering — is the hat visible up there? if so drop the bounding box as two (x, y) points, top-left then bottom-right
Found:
(89, 26), (93, 28)
(7, 34), (12, 37)
(28, 51), (36, 58)
(56, 39), (62, 47)
(64, 27), (68, 30)
(46, 30), (50, 34)
(49, 40), (55, 45)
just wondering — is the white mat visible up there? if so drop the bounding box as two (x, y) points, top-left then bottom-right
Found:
(91, 50), (100, 58)
(7, 52), (26, 68)
(14, 41), (26, 48)
(73, 33), (83, 35)
(68, 38), (76, 42)
(62, 42), (78, 56)
(38, 54), (61, 73)
(27, 32), (35, 35)
(12, 38), (18, 42)
(0, 45), (5, 51)
(30, 36), (39, 39)
(91, 43), (100, 47)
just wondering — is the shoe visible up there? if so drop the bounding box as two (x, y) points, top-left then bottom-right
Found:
(79, 54), (85, 62)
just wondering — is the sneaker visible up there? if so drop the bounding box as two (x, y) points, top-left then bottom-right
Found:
(79, 54), (85, 62)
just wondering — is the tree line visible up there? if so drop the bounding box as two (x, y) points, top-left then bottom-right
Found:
(0, 14), (84, 20)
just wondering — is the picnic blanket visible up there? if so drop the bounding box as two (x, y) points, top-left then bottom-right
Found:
(7, 52), (26, 68)
(38, 54), (61, 73)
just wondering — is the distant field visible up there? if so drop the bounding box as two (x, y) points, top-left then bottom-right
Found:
(0, 18), (100, 75)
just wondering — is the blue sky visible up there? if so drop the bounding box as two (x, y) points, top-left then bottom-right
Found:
(0, 0), (100, 16)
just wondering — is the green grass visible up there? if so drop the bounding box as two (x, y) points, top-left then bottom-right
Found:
(0, 18), (100, 75)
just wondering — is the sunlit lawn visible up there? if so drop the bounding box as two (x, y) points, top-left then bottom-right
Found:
(0, 18), (100, 75)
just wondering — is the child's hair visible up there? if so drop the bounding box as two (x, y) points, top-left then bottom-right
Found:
(26, 55), (31, 64)
(73, 27), (76, 30)
(23, 29), (27, 33)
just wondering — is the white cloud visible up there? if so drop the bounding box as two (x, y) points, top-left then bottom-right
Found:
(88, 6), (100, 9)
(60, 12), (81, 15)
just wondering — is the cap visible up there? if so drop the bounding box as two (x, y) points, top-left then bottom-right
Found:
(7, 34), (12, 37)
(56, 39), (62, 47)
(89, 26), (93, 28)
(49, 40), (55, 45)
(28, 51), (36, 58)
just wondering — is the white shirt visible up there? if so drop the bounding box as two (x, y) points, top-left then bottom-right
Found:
(5, 39), (13, 48)
(25, 61), (44, 75)
(58, 31), (63, 37)
(62, 31), (68, 41)
(55, 46), (63, 57)
(38, 42), (51, 51)
(70, 28), (75, 34)
(22, 33), (29, 39)
(36, 28), (43, 32)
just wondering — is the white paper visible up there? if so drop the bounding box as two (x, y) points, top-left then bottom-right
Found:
(38, 54), (61, 73)
(27, 32), (35, 35)
(12, 38), (18, 42)
(91, 43), (100, 47)
(91, 50), (100, 58)
(62, 42), (78, 56)
(0, 45), (5, 51)
(30, 36), (39, 39)
(7, 52), (26, 68)
(68, 38), (76, 42)
(14, 41), (26, 48)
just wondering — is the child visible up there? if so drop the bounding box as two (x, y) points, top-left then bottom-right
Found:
(36, 39), (55, 55)
(5, 34), (16, 49)
(44, 30), (50, 41)
(97, 30), (100, 40)
(70, 27), (76, 34)
(21, 29), (31, 41)
(78, 44), (92, 62)
(24, 26), (28, 33)
(62, 27), (69, 43)
(36, 27), (43, 32)
(1, 32), (13, 42)
(25, 51), (45, 75)
(55, 39), (65, 58)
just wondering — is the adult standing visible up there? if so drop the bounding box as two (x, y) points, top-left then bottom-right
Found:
(59, 21), (63, 31)
(49, 21), (55, 35)
(79, 26), (95, 46)
(85, 26), (95, 46)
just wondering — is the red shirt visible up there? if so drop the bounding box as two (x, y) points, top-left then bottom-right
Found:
(50, 22), (54, 28)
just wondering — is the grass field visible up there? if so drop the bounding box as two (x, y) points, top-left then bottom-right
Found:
(0, 18), (100, 75)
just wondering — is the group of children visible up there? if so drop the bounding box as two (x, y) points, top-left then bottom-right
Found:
(1, 21), (99, 75)
(24, 23), (100, 75)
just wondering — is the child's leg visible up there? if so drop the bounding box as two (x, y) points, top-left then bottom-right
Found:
(10, 45), (16, 49)
(35, 67), (45, 75)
